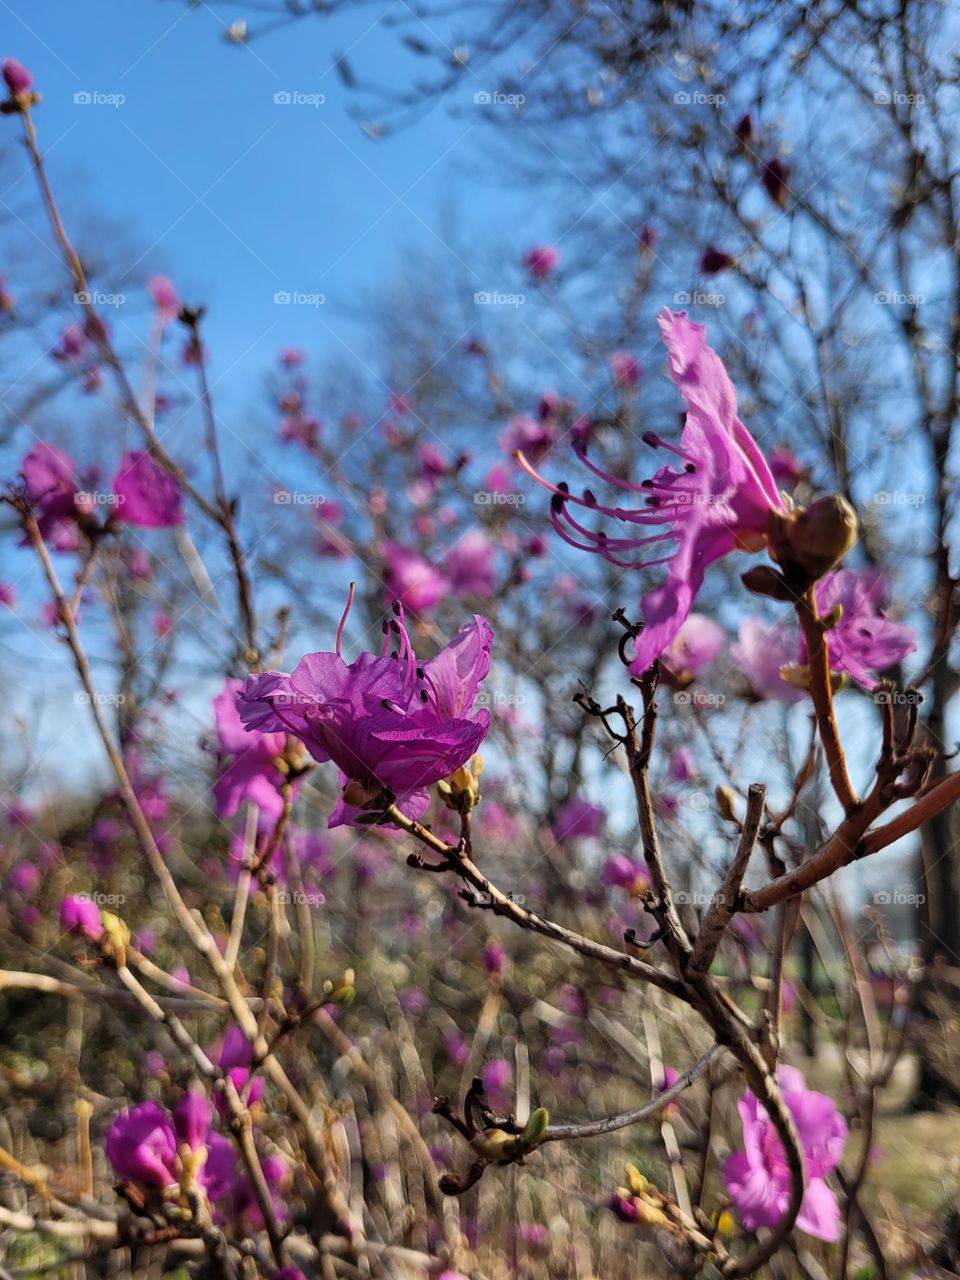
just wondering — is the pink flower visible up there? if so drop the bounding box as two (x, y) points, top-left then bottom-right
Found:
(812, 570), (916, 690)
(769, 448), (804, 488)
(279, 347), (306, 368)
(724, 1065), (846, 1241)
(21, 442), (87, 550)
(2, 58), (32, 97)
(500, 414), (555, 463)
(0, 582), (15, 607)
(238, 603), (493, 827)
(668, 747), (698, 782)
(214, 1026), (265, 1107)
(105, 1102), (178, 1190)
(483, 939), (507, 977)
(554, 796), (604, 841)
(609, 350), (642, 386)
(522, 245), (559, 281)
(518, 309), (784, 675)
(446, 531), (496, 598)
(381, 542), (445, 615)
(148, 275), (179, 321)
(601, 853), (649, 894)
(113, 451), (184, 528)
(59, 894), (103, 941)
(661, 613), (726, 678)
(213, 678), (290, 822)
(732, 617), (803, 703)
(172, 1091), (212, 1152)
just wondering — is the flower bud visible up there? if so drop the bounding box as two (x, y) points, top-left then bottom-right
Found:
(2, 58), (32, 98)
(768, 494), (858, 587)
(520, 1107), (549, 1149)
(470, 1127), (518, 1160)
(60, 894), (103, 942)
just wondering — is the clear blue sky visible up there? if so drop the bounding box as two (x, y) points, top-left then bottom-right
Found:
(1, 0), (533, 391)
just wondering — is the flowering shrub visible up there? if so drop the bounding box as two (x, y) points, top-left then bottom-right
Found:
(0, 43), (956, 1280)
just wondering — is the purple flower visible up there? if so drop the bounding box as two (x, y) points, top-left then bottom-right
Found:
(667, 747), (698, 783)
(381, 541), (445, 615)
(21, 442), (87, 550)
(201, 1130), (238, 1202)
(731, 616), (804, 703)
(446, 531), (496, 598)
(812, 570), (916, 690)
(661, 613), (726, 678)
(518, 310), (784, 675)
(601, 853), (649, 894)
(238, 605), (493, 827)
(522, 245), (559, 280)
(500, 414), (555, 464)
(2, 58), (32, 97)
(483, 939), (507, 977)
(214, 1026), (265, 1106)
(770, 447), (804, 488)
(173, 1091), (211, 1153)
(113, 451), (184, 528)
(554, 796), (604, 842)
(148, 276), (179, 321)
(59, 894), (103, 941)
(105, 1102), (178, 1190)
(723, 1065), (847, 1241)
(213, 678), (290, 822)
(609, 350), (642, 386)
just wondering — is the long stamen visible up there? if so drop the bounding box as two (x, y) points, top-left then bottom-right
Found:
(336, 581), (356, 658)
(641, 431), (698, 465)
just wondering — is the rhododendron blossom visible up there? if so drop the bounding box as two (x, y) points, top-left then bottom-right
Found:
(518, 309), (785, 674)
(238, 603), (493, 826)
(212, 678), (293, 822)
(812, 569), (916, 690)
(723, 1066), (846, 1241)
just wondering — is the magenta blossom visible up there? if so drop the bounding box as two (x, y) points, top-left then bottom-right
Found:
(105, 1102), (178, 1190)
(213, 678), (291, 822)
(522, 245), (559, 280)
(446, 530), (496, 598)
(500, 414), (555, 464)
(554, 796), (605, 841)
(172, 1091), (212, 1152)
(382, 541), (445, 615)
(21, 442), (89, 550)
(113, 451), (184, 528)
(238, 602), (493, 826)
(661, 613), (726, 678)
(812, 570), (916, 690)
(601, 853), (649, 895)
(518, 309), (784, 674)
(148, 275), (179, 321)
(2, 58), (32, 97)
(732, 617), (804, 703)
(609, 350), (642, 386)
(724, 1065), (847, 1241)
(59, 894), (103, 941)
(214, 1025), (265, 1107)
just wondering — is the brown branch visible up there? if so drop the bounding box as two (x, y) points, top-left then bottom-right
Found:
(796, 589), (859, 815)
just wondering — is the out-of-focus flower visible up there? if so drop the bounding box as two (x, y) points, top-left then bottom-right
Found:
(238, 604), (493, 827)
(483, 938), (507, 977)
(60, 894), (103, 941)
(446, 530), (496, 598)
(723, 1065), (846, 1241)
(214, 1026), (265, 1107)
(554, 796), (604, 842)
(500, 414), (555, 463)
(279, 347), (306, 368)
(381, 541), (445, 615)
(2, 58), (33, 98)
(661, 613), (726, 680)
(667, 747), (698, 782)
(731, 616), (803, 703)
(522, 245), (559, 280)
(21, 442), (89, 550)
(518, 310), (784, 675)
(213, 678), (291, 822)
(148, 276), (179, 321)
(0, 582), (15, 607)
(113, 451), (184, 528)
(601, 853), (650, 895)
(172, 1091), (211, 1153)
(105, 1102), (178, 1189)
(609, 350), (642, 386)
(812, 570), (916, 690)
(769, 447), (804, 488)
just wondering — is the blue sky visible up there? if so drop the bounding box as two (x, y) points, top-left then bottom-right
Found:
(1, 0), (534, 390)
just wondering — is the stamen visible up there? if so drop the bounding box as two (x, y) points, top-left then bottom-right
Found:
(336, 581), (356, 658)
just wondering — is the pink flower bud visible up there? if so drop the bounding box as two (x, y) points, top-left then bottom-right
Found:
(2, 58), (32, 97)
(60, 894), (103, 941)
